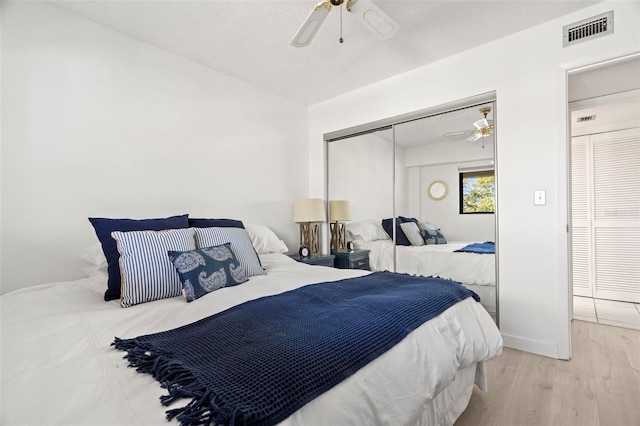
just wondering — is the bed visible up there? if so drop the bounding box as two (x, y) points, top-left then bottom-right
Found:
(348, 219), (496, 314)
(1, 221), (502, 426)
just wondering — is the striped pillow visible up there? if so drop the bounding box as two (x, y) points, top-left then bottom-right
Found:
(112, 228), (196, 308)
(193, 227), (266, 278)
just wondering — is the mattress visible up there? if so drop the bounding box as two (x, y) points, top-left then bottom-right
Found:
(0, 253), (502, 425)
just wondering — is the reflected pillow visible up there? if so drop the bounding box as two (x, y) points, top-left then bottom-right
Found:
(418, 222), (448, 245)
(400, 222), (425, 246)
(168, 243), (248, 302)
(346, 220), (390, 242)
(382, 217), (417, 246)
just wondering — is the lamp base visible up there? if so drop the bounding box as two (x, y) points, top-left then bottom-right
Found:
(330, 222), (347, 252)
(300, 223), (320, 255)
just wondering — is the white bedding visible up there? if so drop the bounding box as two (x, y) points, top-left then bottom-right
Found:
(357, 240), (496, 287)
(0, 253), (502, 425)
(357, 240), (496, 314)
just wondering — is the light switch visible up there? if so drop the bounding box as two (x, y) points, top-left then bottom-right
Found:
(534, 190), (546, 206)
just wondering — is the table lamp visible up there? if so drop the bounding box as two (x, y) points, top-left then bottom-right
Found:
(293, 199), (326, 255)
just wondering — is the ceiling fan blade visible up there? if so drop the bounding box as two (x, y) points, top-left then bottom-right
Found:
(290, 1), (332, 48)
(473, 118), (489, 130)
(347, 0), (399, 40)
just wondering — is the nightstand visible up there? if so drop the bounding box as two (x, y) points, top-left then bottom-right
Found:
(290, 253), (336, 267)
(333, 250), (370, 270)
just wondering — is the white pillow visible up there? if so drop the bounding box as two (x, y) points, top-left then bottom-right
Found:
(346, 220), (390, 242)
(419, 221), (438, 231)
(80, 242), (108, 270)
(111, 228), (196, 308)
(193, 227), (266, 277)
(400, 222), (425, 246)
(245, 224), (288, 254)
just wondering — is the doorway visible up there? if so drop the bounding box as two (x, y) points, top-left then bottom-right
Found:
(568, 55), (640, 330)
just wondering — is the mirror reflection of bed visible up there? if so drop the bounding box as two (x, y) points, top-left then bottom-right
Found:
(327, 99), (498, 322)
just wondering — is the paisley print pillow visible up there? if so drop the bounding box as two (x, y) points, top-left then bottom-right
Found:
(168, 243), (248, 302)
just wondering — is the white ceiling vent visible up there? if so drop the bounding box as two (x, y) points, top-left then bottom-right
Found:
(577, 115), (597, 123)
(563, 11), (613, 47)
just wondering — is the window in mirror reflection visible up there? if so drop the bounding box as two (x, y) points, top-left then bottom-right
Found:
(459, 170), (495, 214)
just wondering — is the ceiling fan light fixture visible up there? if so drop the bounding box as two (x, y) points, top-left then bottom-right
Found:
(473, 118), (489, 130)
(465, 107), (494, 144)
(291, 0), (398, 47)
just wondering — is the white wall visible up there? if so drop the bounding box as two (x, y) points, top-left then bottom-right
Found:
(0, 2), (308, 293)
(308, 1), (640, 358)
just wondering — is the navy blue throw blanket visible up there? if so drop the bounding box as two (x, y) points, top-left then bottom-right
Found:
(113, 271), (479, 426)
(454, 241), (495, 254)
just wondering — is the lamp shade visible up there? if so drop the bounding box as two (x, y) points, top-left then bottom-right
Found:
(293, 199), (326, 223)
(329, 200), (351, 221)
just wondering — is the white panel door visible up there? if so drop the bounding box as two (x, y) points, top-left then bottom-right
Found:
(591, 127), (640, 303)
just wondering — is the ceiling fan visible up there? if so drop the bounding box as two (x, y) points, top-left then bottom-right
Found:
(291, 0), (399, 48)
(466, 107), (494, 142)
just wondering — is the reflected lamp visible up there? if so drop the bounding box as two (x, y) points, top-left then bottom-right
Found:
(329, 200), (351, 252)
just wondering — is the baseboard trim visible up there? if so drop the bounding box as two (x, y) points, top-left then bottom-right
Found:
(502, 334), (560, 359)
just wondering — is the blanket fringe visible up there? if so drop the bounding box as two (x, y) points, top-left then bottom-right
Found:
(113, 337), (240, 426)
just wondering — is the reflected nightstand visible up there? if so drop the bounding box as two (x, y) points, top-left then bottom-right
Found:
(333, 250), (370, 270)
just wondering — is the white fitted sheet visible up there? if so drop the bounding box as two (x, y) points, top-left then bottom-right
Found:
(0, 253), (502, 425)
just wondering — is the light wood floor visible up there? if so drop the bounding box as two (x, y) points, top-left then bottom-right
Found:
(455, 320), (640, 426)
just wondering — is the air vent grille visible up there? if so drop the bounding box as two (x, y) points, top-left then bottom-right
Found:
(563, 11), (614, 47)
(577, 115), (597, 123)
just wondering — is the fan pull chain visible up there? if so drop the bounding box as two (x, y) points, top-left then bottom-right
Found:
(339, 4), (344, 43)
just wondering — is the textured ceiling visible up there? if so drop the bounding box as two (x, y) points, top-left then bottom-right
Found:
(394, 102), (494, 147)
(49, 0), (601, 106)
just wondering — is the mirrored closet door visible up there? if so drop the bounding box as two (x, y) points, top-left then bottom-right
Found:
(326, 98), (498, 321)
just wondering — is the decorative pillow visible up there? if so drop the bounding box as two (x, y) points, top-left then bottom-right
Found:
(418, 222), (448, 245)
(382, 217), (417, 246)
(111, 228), (196, 308)
(168, 243), (248, 302)
(193, 227), (266, 277)
(245, 224), (288, 254)
(89, 214), (190, 301)
(399, 222), (425, 246)
(346, 220), (390, 242)
(189, 218), (245, 229)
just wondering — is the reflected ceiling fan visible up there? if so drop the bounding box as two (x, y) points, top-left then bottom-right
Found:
(291, 0), (399, 47)
(466, 107), (494, 142)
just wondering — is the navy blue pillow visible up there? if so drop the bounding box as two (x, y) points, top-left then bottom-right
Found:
(89, 214), (190, 301)
(420, 227), (448, 245)
(382, 217), (418, 246)
(189, 218), (244, 229)
(168, 243), (248, 302)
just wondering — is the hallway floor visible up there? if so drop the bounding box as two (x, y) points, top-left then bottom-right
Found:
(574, 296), (640, 330)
